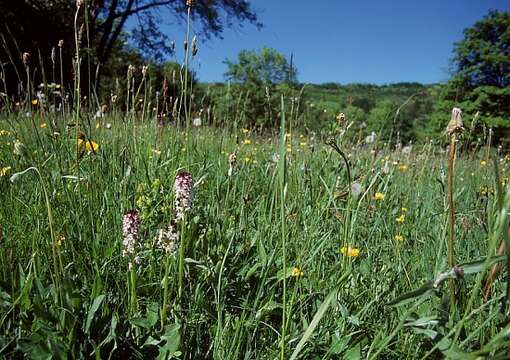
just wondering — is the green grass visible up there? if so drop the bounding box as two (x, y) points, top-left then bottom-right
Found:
(0, 111), (509, 359)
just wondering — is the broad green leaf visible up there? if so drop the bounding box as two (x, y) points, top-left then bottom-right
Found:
(85, 294), (105, 335)
(290, 289), (337, 360)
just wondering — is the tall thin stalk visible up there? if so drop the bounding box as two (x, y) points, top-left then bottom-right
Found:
(446, 107), (463, 307)
(58, 40), (65, 116)
(278, 96), (287, 360)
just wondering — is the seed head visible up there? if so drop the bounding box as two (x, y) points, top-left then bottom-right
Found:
(336, 112), (345, 125)
(141, 65), (149, 77)
(127, 64), (135, 79)
(191, 36), (198, 57)
(51, 47), (56, 64)
(447, 107), (463, 136)
(22, 52), (30, 66)
(228, 153), (237, 177)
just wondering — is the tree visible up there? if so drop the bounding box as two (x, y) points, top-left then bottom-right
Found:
(224, 47), (297, 85)
(453, 10), (509, 88)
(431, 10), (510, 144)
(221, 47), (298, 129)
(0, 0), (260, 97)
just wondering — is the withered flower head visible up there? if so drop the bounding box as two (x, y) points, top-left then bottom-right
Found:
(22, 52), (30, 66)
(447, 107), (463, 136)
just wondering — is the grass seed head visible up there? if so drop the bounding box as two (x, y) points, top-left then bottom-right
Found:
(22, 52), (30, 66)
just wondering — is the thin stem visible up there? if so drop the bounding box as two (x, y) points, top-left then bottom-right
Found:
(447, 132), (457, 307)
(161, 255), (171, 330)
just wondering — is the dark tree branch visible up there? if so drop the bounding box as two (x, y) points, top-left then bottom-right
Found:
(103, 0), (135, 62)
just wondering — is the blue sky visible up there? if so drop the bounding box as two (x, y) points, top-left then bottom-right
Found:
(145, 1), (510, 84)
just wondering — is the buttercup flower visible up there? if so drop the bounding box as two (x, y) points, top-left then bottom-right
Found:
(291, 267), (304, 277)
(396, 214), (405, 224)
(394, 234), (404, 242)
(77, 136), (99, 154)
(374, 192), (385, 201)
(341, 246), (360, 258)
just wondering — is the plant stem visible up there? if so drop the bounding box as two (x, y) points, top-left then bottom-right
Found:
(161, 255), (171, 330)
(447, 132), (457, 307)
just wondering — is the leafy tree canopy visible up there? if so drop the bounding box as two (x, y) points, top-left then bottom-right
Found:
(224, 47), (297, 85)
(432, 10), (510, 144)
(0, 0), (260, 95)
(452, 10), (510, 88)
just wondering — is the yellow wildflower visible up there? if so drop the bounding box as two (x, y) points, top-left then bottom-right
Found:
(77, 138), (99, 153)
(480, 160), (487, 166)
(96, 122), (101, 129)
(300, 141), (307, 147)
(39, 123), (47, 129)
(341, 246), (360, 258)
(398, 164), (408, 172)
(31, 99), (38, 105)
(244, 157), (251, 163)
(0, 166), (12, 177)
(401, 207), (408, 213)
(291, 267), (304, 277)
(394, 234), (404, 242)
(0, 130), (10, 136)
(396, 214), (405, 224)
(243, 139), (251, 145)
(242, 128), (249, 134)
(374, 192), (385, 201)
(152, 148), (161, 155)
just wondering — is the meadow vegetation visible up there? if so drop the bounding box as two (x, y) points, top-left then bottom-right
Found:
(0, 3), (510, 359)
